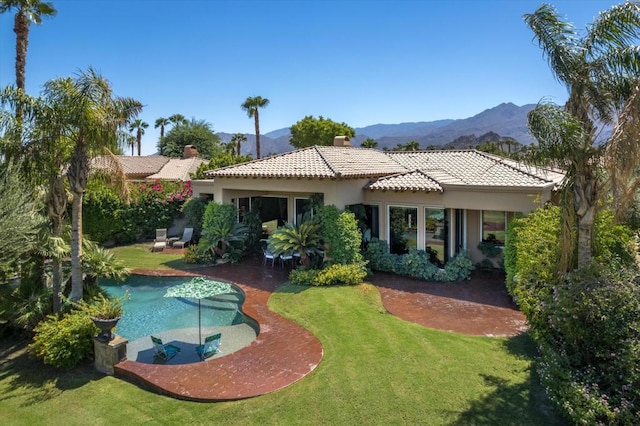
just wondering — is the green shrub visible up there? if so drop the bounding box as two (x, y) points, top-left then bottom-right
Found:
(183, 245), (214, 264)
(536, 266), (640, 424)
(268, 220), (321, 267)
(290, 262), (368, 286)
(503, 206), (561, 317)
(29, 310), (97, 369)
(198, 202), (248, 262)
(181, 196), (209, 239)
(317, 206), (363, 265)
(364, 239), (473, 282)
(364, 239), (398, 272)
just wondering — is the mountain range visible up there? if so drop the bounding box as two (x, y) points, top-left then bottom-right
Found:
(218, 102), (537, 156)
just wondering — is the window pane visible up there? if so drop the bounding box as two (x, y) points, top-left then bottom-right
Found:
(389, 206), (417, 254)
(482, 210), (506, 244)
(425, 208), (445, 263)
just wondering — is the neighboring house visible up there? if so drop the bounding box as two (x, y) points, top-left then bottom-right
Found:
(191, 137), (564, 264)
(91, 145), (206, 182)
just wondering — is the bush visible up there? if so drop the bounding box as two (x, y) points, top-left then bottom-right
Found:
(290, 262), (368, 286)
(364, 239), (474, 282)
(181, 196), (209, 239)
(503, 206), (561, 317)
(183, 245), (214, 264)
(317, 206), (363, 265)
(29, 310), (97, 369)
(198, 202), (248, 262)
(536, 266), (640, 424)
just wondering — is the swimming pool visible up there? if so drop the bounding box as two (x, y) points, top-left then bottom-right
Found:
(100, 275), (249, 342)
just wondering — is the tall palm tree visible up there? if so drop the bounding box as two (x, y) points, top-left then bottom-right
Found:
(0, 0), (56, 92)
(63, 67), (142, 301)
(241, 96), (269, 159)
(155, 117), (170, 155)
(128, 118), (148, 156)
(168, 113), (187, 127)
(524, 2), (640, 269)
(231, 133), (247, 156)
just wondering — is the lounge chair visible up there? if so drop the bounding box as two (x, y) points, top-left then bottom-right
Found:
(152, 228), (167, 252)
(195, 333), (221, 361)
(172, 227), (194, 249)
(150, 335), (180, 362)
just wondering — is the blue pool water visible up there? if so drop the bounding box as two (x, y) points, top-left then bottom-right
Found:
(99, 275), (248, 342)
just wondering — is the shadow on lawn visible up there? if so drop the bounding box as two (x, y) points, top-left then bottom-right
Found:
(451, 333), (564, 425)
(0, 337), (101, 407)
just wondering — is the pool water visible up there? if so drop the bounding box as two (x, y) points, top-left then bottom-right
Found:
(99, 275), (248, 342)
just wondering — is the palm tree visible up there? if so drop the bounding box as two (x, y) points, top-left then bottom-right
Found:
(0, 0), (56, 92)
(63, 67), (142, 301)
(155, 117), (170, 154)
(231, 133), (247, 156)
(241, 96), (269, 159)
(360, 138), (378, 148)
(126, 134), (136, 156)
(524, 2), (640, 269)
(128, 118), (148, 156)
(168, 113), (187, 127)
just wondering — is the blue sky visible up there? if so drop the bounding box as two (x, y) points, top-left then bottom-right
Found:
(0, 0), (620, 155)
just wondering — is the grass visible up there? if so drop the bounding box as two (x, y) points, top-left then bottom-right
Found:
(0, 246), (562, 425)
(109, 243), (202, 271)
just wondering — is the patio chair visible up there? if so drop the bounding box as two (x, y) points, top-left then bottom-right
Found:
(263, 248), (278, 267)
(279, 251), (294, 268)
(172, 227), (194, 249)
(152, 228), (167, 252)
(150, 335), (180, 362)
(195, 333), (222, 361)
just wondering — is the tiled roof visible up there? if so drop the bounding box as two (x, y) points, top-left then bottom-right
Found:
(146, 157), (206, 181)
(365, 170), (443, 192)
(205, 146), (565, 191)
(91, 155), (169, 177)
(208, 146), (406, 179)
(385, 150), (557, 189)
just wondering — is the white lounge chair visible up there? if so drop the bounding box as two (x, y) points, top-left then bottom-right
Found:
(152, 228), (167, 252)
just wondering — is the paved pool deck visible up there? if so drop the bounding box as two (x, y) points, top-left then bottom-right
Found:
(114, 254), (526, 401)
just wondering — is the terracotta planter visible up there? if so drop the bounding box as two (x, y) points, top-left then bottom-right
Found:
(91, 317), (121, 342)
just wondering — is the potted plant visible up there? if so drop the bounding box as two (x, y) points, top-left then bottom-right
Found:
(72, 292), (129, 342)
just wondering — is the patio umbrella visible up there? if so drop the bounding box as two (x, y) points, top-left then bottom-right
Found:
(164, 277), (233, 345)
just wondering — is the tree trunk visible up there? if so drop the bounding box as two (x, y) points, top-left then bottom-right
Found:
(68, 139), (88, 302)
(47, 176), (67, 312)
(137, 131), (141, 156)
(14, 12), (28, 91)
(70, 191), (84, 301)
(254, 111), (261, 159)
(574, 168), (598, 269)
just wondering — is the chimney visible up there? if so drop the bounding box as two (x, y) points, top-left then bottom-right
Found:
(333, 136), (350, 147)
(183, 145), (199, 158)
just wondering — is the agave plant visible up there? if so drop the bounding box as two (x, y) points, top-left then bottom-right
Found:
(268, 221), (321, 267)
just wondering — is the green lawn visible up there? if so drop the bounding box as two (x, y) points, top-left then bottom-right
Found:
(109, 243), (202, 271)
(0, 247), (562, 425)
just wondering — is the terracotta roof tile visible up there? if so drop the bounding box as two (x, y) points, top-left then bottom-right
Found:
(206, 146), (565, 191)
(365, 170), (443, 192)
(208, 146), (406, 179)
(146, 157), (206, 181)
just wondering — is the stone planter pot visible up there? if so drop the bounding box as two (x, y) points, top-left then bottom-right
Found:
(91, 317), (121, 343)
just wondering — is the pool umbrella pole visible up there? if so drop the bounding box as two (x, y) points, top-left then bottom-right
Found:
(164, 277), (233, 346)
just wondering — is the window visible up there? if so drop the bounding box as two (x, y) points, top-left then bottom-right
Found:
(295, 198), (313, 224)
(481, 210), (506, 244)
(425, 208), (446, 264)
(389, 206), (417, 254)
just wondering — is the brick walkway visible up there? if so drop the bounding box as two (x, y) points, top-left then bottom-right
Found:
(114, 255), (526, 401)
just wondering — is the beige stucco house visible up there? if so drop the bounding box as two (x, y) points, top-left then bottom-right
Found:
(191, 137), (564, 264)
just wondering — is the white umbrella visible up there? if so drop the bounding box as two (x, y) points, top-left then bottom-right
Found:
(164, 277), (233, 345)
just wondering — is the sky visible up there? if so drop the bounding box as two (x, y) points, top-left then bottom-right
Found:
(0, 0), (623, 155)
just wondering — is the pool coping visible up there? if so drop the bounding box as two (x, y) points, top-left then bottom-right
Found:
(114, 264), (324, 402)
